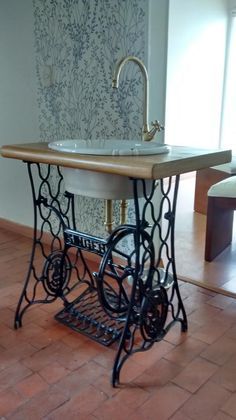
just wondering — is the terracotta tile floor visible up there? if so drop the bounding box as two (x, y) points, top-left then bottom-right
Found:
(0, 227), (236, 419)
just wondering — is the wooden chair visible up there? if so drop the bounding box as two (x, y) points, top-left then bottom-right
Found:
(194, 156), (236, 215)
(205, 176), (236, 261)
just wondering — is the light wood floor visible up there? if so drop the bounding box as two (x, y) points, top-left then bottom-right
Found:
(175, 175), (236, 297)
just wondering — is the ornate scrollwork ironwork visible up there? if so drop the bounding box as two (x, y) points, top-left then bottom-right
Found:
(111, 177), (188, 386)
(140, 286), (168, 342)
(41, 251), (71, 297)
(14, 163), (93, 328)
(14, 161), (188, 388)
(95, 225), (155, 319)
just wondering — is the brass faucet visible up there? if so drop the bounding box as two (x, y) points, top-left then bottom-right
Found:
(112, 55), (164, 141)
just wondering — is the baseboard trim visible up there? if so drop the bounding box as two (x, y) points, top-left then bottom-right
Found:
(0, 218), (34, 239)
(179, 274), (236, 299)
(2, 218), (234, 298)
(0, 218), (100, 264)
(0, 218), (165, 267)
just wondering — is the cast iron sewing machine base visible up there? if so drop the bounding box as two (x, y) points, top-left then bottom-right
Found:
(14, 162), (187, 387)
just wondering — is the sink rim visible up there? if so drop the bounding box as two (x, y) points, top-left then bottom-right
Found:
(48, 139), (170, 156)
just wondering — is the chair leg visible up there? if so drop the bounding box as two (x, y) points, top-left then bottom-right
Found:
(205, 197), (234, 262)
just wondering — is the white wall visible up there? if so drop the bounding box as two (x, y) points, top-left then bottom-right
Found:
(148, 0), (169, 145)
(0, 0), (169, 229)
(4, 0), (228, 227)
(165, 0), (228, 148)
(0, 0), (39, 226)
(228, 0), (236, 8)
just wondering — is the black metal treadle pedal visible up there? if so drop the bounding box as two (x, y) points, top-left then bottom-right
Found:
(55, 287), (125, 346)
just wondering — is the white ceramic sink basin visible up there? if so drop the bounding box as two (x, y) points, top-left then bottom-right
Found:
(48, 139), (170, 156)
(48, 139), (170, 199)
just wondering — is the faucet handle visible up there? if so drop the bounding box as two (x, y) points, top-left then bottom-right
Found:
(151, 120), (164, 132)
(143, 120), (164, 141)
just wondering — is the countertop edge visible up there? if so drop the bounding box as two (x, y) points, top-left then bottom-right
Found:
(0, 143), (232, 180)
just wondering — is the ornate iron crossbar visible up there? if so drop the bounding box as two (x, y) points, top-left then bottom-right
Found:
(14, 162), (187, 387)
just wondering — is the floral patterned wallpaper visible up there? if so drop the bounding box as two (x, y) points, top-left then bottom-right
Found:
(33, 0), (148, 237)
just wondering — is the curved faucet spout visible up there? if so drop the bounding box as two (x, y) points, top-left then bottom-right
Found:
(112, 56), (149, 139)
(112, 55), (164, 141)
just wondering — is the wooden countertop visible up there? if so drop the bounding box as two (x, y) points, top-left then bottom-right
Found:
(0, 142), (232, 180)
